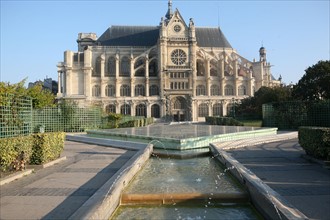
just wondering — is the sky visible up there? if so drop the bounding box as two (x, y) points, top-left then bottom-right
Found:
(1, 0), (329, 86)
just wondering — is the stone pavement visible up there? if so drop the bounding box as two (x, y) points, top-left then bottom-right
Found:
(0, 140), (137, 220)
(223, 137), (330, 220)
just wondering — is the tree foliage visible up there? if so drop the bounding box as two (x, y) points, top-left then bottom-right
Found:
(292, 60), (330, 101)
(237, 86), (293, 119)
(0, 79), (55, 108)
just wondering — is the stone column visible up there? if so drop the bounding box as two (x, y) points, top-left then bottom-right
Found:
(130, 57), (134, 97)
(205, 58), (210, 96)
(145, 57), (149, 97)
(100, 54), (105, 97)
(57, 71), (62, 96)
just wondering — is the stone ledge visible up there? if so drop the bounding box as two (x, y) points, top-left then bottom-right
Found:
(0, 169), (33, 186)
(0, 156), (67, 185)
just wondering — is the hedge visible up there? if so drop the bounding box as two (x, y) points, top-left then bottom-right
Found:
(0, 135), (34, 171)
(30, 132), (66, 165)
(298, 127), (330, 160)
(205, 116), (244, 126)
(0, 132), (66, 171)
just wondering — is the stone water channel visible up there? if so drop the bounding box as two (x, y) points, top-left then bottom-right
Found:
(86, 124), (277, 219)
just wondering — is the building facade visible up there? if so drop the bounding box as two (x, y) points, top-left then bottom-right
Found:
(57, 1), (280, 121)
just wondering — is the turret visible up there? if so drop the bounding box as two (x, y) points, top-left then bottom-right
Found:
(165, 0), (173, 20)
(259, 46), (266, 62)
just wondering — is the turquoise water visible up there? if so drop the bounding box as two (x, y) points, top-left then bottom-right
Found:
(110, 156), (262, 219)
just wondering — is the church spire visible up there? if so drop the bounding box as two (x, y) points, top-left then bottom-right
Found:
(165, 0), (173, 19)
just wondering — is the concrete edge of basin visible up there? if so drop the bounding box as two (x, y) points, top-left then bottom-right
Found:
(209, 144), (308, 220)
(68, 138), (153, 220)
(66, 133), (148, 151)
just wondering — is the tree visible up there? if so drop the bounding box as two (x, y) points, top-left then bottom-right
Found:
(0, 79), (55, 108)
(236, 86), (293, 119)
(292, 60), (330, 101)
(27, 83), (55, 108)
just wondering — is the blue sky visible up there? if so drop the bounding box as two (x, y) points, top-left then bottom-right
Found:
(1, 0), (329, 86)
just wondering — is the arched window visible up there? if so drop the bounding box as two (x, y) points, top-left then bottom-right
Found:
(149, 59), (158, 77)
(106, 104), (116, 114)
(174, 99), (183, 109)
(211, 85), (220, 96)
(120, 56), (130, 76)
(197, 60), (205, 76)
(135, 84), (145, 96)
(121, 104), (131, 115)
(107, 57), (116, 76)
(213, 103), (222, 116)
(151, 104), (160, 118)
(134, 58), (145, 77)
(225, 85), (234, 96)
(93, 57), (102, 77)
(149, 85), (159, 96)
(136, 104), (146, 117)
(210, 60), (218, 76)
(198, 103), (209, 117)
(92, 85), (100, 97)
(120, 85), (130, 96)
(196, 85), (206, 96)
(238, 85), (246, 96)
(105, 85), (115, 97)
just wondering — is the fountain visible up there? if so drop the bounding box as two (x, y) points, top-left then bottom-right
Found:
(68, 123), (304, 219)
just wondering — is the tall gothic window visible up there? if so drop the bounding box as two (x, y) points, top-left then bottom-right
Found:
(92, 85), (100, 97)
(210, 60), (218, 76)
(93, 57), (102, 77)
(238, 85), (247, 96)
(149, 59), (158, 77)
(211, 85), (220, 96)
(151, 104), (160, 118)
(136, 104), (146, 117)
(105, 85), (115, 97)
(225, 85), (234, 96)
(120, 56), (130, 76)
(106, 104), (116, 114)
(120, 85), (130, 96)
(134, 58), (145, 77)
(198, 103), (209, 117)
(196, 85), (206, 96)
(135, 84), (145, 96)
(197, 60), (205, 76)
(121, 104), (131, 115)
(107, 57), (116, 76)
(213, 103), (222, 116)
(149, 85), (159, 96)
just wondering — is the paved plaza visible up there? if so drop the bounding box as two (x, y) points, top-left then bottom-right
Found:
(0, 141), (137, 219)
(0, 131), (329, 219)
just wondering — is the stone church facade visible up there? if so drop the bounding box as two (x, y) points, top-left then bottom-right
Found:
(57, 1), (280, 121)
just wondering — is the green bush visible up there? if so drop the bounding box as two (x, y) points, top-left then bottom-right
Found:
(30, 132), (65, 165)
(0, 135), (34, 171)
(298, 127), (330, 160)
(205, 116), (244, 126)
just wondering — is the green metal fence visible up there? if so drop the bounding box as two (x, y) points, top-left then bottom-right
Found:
(0, 94), (33, 138)
(32, 106), (102, 133)
(262, 100), (330, 129)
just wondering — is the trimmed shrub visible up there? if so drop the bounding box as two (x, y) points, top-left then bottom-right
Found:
(298, 127), (330, 160)
(205, 116), (244, 126)
(0, 135), (34, 171)
(30, 132), (65, 165)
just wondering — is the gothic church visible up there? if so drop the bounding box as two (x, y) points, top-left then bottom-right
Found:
(57, 1), (280, 121)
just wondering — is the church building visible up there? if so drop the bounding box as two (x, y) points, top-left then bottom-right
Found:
(57, 1), (280, 121)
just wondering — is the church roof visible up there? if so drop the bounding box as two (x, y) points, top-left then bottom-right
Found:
(97, 26), (159, 47)
(97, 25), (232, 48)
(195, 27), (232, 48)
